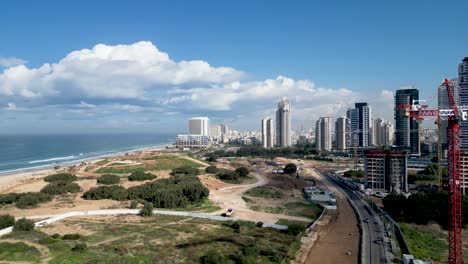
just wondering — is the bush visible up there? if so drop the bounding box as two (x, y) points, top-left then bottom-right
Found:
(205, 166), (218, 174)
(256, 221), (263, 228)
(0, 193), (20, 205)
(40, 181), (81, 195)
(82, 185), (127, 201)
(283, 163), (297, 174)
(63, 233), (81, 240)
(287, 223), (306, 236)
(141, 202), (153, 217)
(217, 170), (239, 181)
(200, 249), (224, 264)
(130, 200), (138, 209)
(44, 173), (77, 182)
(0, 214), (15, 229)
(71, 243), (87, 252)
(171, 166), (200, 176)
(51, 233), (60, 239)
(13, 218), (35, 231)
(235, 167), (249, 177)
(16, 193), (52, 209)
(231, 222), (240, 232)
(128, 171), (156, 181)
(97, 174), (120, 185)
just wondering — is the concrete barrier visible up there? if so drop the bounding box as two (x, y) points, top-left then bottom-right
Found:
(0, 208), (289, 238)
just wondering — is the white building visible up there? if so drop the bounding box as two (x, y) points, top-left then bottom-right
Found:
(210, 125), (222, 139)
(261, 117), (274, 148)
(373, 118), (394, 146)
(276, 97), (291, 147)
(335, 116), (350, 151)
(189, 117), (210, 136)
(315, 117), (332, 151)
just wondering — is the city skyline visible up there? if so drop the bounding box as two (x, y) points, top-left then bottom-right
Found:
(1, 1), (467, 134)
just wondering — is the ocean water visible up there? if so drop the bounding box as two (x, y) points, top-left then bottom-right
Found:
(0, 133), (174, 175)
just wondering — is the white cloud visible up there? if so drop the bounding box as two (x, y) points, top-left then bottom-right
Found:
(0, 41), (243, 100)
(6, 102), (17, 111)
(0, 57), (26, 67)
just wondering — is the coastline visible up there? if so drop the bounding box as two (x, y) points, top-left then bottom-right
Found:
(0, 143), (173, 177)
(0, 143), (172, 194)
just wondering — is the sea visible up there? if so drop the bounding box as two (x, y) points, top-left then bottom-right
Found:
(0, 133), (175, 175)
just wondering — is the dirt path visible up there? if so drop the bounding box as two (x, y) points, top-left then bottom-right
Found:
(305, 168), (359, 264)
(209, 172), (312, 224)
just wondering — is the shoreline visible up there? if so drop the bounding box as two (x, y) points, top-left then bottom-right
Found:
(0, 143), (173, 177)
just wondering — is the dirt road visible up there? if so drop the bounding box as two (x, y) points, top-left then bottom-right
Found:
(305, 168), (359, 264)
(209, 171), (313, 224)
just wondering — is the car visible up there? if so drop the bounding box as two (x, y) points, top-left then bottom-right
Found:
(374, 239), (383, 244)
(363, 219), (370, 223)
(225, 208), (234, 216)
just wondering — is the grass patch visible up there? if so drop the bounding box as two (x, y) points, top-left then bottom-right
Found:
(399, 223), (447, 262)
(275, 219), (309, 229)
(0, 242), (41, 262)
(95, 159), (110, 166)
(96, 165), (157, 174)
(283, 202), (322, 219)
(178, 199), (222, 213)
(244, 186), (284, 199)
(6, 215), (300, 263)
(143, 155), (203, 170)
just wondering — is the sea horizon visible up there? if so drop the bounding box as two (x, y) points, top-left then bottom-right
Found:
(0, 133), (176, 175)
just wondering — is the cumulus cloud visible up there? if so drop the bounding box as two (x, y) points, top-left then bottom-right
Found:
(0, 57), (26, 67)
(0, 41), (243, 100)
(0, 40), (388, 130)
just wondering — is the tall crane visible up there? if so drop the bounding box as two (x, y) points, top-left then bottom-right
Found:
(398, 79), (467, 264)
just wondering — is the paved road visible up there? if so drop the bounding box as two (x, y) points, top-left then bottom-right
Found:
(326, 173), (387, 264)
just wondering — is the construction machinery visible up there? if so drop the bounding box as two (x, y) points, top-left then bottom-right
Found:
(398, 79), (467, 264)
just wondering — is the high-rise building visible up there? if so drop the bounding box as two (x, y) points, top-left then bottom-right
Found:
(276, 97), (291, 147)
(346, 103), (371, 147)
(189, 117), (210, 136)
(335, 116), (350, 151)
(438, 78), (460, 152)
(210, 125), (222, 139)
(315, 117), (332, 151)
(373, 118), (394, 146)
(394, 88), (420, 155)
(346, 108), (359, 147)
(364, 150), (408, 193)
(220, 123), (229, 136)
(261, 117), (274, 148)
(315, 119), (321, 151)
(459, 57), (468, 149)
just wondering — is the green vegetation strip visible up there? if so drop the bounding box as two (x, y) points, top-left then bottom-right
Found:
(399, 223), (447, 262)
(0, 242), (41, 262)
(245, 186), (284, 199)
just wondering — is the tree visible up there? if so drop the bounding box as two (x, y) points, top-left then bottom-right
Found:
(130, 200), (138, 209)
(13, 218), (35, 231)
(0, 215), (14, 229)
(82, 185), (127, 201)
(141, 202), (153, 217)
(44, 173), (77, 182)
(71, 243), (87, 252)
(431, 156), (438, 163)
(217, 170), (239, 181)
(171, 166), (200, 176)
(205, 166), (218, 174)
(283, 163), (297, 174)
(40, 181), (81, 195)
(235, 167), (249, 177)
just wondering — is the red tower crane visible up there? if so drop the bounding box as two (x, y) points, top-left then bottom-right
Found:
(397, 79), (465, 264)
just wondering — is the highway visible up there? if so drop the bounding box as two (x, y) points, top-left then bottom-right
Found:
(322, 171), (388, 264)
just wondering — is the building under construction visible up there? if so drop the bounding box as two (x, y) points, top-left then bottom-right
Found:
(364, 150), (408, 193)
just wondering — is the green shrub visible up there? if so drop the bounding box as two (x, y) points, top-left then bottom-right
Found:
(128, 171), (156, 181)
(217, 170), (239, 181)
(130, 200), (138, 209)
(51, 233), (60, 239)
(82, 185), (127, 201)
(235, 167), (249, 177)
(283, 163), (297, 174)
(205, 166), (218, 174)
(287, 223), (306, 236)
(40, 181), (81, 195)
(97, 174), (120, 185)
(44, 173), (77, 182)
(0, 214), (15, 229)
(256, 221), (263, 228)
(13, 218), (35, 231)
(71, 243), (87, 252)
(140, 202), (153, 217)
(63, 233), (81, 240)
(0, 193), (20, 205)
(171, 166), (200, 176)
(231, 222), (240, 232)
(16, 193), (52, 209)
(199, 249), (224, 264)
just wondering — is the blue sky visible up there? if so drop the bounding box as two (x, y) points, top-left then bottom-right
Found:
(1, 0), (467, 134)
